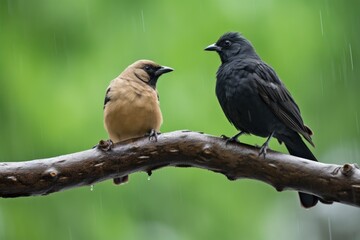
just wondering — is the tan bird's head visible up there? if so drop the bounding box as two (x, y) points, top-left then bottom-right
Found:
(123, 60), (173, 89)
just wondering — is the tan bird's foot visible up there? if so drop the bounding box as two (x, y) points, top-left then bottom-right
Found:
(97, 139), (113, 151)
(147, 129), (160, 142)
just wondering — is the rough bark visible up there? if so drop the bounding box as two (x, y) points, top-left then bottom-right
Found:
(0, 130), (359, 207)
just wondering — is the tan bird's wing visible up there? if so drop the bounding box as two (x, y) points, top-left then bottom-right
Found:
(103, 87), (111, 109)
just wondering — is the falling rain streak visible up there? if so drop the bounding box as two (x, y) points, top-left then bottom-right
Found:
(320, 72), (324, 95)
(68, 227), (73, 240)
(147, 170), (152, 181)
(319, 10), (324, 36)
(141, 10), (145, 32)
(349, 43), (354, 71)
(327, 217), (333, 240)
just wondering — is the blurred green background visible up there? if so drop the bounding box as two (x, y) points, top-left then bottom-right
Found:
(1, 0), (360, 239)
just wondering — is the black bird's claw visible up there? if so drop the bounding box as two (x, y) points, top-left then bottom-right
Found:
(147, 129), (160, 142)
(258, 139), (272, 158)
(221, 132), (243, 145)
(96, 139), (113, 151)
(258, 132), (274, 158)
(220, 134), (230, 140)
(225, 136), (240, 145)
(258, 144), (268, 158)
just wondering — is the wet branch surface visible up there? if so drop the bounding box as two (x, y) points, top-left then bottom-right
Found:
(1, 130), (360, 207)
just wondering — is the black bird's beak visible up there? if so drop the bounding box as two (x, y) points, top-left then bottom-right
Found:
(205, 43), (221, 52)
(155, 66), (174, 77)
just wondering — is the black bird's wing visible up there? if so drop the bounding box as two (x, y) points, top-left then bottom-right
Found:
(253, 62), (314, 146)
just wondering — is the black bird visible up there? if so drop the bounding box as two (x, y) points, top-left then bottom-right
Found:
(205, 32), (323, 208)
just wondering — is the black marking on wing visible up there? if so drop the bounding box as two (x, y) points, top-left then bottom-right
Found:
(253, 62), (314, 146)
(104, 88), (111, 109)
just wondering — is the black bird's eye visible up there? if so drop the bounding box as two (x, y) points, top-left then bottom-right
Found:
(144, 65), (151, 71)
(224, 40), (232, 47)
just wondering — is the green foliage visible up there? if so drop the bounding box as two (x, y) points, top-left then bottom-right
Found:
(0, 0), (360, 239)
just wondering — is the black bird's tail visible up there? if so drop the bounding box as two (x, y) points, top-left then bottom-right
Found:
(281, 132), (319, 208)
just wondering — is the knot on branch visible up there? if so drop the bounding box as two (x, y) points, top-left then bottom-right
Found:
(199, 144), (213, 162)
(341, 164), (359, 177)
(42, 168), (59, 180)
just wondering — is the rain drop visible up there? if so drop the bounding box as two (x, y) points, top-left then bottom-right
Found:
(141, 10), (145, 32)
(68, 227), (73, 240)
(349, 43), (354, 71)
(328, 217), (332, 240)
(90, 185), (94, 191)
(319, 10), (324, 36)
(147, 170), (152, 181)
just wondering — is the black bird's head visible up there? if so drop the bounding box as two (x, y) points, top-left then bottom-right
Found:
(205, 32), (259, 63)
(128, 60), (174, 89)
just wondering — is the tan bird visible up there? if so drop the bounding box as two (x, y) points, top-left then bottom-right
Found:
(103, 59), (173, 184)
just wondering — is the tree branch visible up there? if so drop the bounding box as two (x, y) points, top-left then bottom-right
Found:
(0, 130), (359, 207)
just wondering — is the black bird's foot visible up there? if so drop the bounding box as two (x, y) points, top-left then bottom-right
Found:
(113, 175), (129, 185)
(96, 139), (113, 151)
(220, 134), (229, 139)
(225, 136), (240, 145)
(259, 143), (269, 158)
(258, 132), (274, 158)
(221, 131), (244, 145)
(147, 129), (160, 142)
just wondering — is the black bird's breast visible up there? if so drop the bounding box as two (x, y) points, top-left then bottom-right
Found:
(216, 60), (283, 137)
